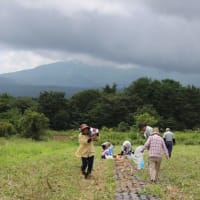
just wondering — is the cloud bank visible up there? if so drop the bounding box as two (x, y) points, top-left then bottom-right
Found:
(0, 0), (200, 76)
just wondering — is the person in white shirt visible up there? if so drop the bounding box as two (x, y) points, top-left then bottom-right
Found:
(138, 123), (153, 139)
(163, 128), (175, 158)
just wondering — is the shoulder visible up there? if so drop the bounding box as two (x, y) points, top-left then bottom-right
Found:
(147, 126), (153, 130)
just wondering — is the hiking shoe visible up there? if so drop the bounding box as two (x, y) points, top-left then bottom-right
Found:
(82, 171), (86, 175)
(85, 173), (91, 179)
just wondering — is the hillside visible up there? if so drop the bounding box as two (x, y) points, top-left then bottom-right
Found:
(1, 60), (200, 97)
(0, 82), (86, 97)
(0, 61), (138, 88)
(0, 61), (140, 97)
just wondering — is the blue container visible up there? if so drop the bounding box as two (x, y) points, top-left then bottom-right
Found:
(109, 147), (113, 156)
(140, 159), (145, 169)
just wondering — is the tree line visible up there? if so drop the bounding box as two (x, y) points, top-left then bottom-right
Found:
(1, 77), (200, 139)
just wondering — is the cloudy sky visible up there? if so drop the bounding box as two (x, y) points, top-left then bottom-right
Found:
(0, 0), (200, 83)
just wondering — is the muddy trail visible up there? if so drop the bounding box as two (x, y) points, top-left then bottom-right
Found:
(114, 156), (160, 200)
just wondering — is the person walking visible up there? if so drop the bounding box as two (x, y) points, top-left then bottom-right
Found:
(163, 128), (176, 158)
(141, 127), (169, 183)
(138, 123), (153, 139)
(75, 123), (98, 179)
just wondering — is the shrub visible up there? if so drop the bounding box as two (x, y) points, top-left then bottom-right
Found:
(117, 121), (130, 132)
(19, 110), (49, 140)
(0, 121), (16, 137)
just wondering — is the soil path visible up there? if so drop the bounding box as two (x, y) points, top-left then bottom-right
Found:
(114, 156), (160, 200)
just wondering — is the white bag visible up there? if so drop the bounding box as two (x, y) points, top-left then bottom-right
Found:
(131, 145), (145, 169)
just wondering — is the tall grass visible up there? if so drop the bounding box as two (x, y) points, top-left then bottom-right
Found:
(137, 145), (200, 200)
(0, 129), (199, 199)
(0, 138), (115, 200)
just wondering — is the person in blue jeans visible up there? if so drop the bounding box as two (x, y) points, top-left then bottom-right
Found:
(163, 128), (176, 158)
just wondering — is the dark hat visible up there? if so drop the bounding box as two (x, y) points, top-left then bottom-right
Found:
(138, 123), (146, 130)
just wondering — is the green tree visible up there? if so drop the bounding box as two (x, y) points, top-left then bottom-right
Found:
(37, 91), (68, 129)
(102, 83), (117, 94)
(0, 121), (16, 137)
(51, 110), (71, 130)
(0, 93), (14, 113)
(14, 97), (37, 114)
(19, 110), (49, 140)
(124, 77), (153, 104)
(134, 112), (158, 128)
(88, 95), (131, 127)
(69, 89), (101, 127)
(179, 86), (200, 129)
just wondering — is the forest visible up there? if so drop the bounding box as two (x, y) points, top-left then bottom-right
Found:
(1, 77), (200, 139)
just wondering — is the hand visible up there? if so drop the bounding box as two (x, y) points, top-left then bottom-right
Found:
(92, 135), (98, 140)
(87, 138), (92, 143)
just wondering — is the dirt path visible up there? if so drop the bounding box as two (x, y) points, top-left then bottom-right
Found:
(114, 156), (160, 200)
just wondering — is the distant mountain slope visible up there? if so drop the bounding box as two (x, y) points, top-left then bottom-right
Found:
(1, 61), (200, 97)
(0, 61), (139, 88)
(0, 77), (19, 86)
(0, 78), (87, 97)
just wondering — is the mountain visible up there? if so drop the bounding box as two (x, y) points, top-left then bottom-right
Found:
(0, 61), (138, 88)
(1, 60), (200, 97)
(0, 76), (86, 97)
(0, 61), (139, 97)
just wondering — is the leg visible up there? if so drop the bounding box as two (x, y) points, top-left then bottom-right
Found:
(81, 157), (87, 174)
(87, 156), (94, 175)
(148, 157), (157, 182)
(155, 157), (162, 181)
(167, 142), (173, 157)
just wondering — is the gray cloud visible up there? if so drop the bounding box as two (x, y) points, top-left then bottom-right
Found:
(0, 0), (200, 75)
(142, 0), (200, 20)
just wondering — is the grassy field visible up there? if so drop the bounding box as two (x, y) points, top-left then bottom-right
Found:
(0, 138), (115, 200)
(0, 136), (200, 200)
(137, 145), (200, 200)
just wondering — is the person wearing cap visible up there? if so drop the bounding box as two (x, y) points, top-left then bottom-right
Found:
(75, 123), (98, 178)
(141, 127), (169, 183)
(163, 128), (176, 158)
(138, 123), (153, 139)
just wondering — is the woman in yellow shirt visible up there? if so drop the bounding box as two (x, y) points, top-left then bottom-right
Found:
(76, 124), (97, 178)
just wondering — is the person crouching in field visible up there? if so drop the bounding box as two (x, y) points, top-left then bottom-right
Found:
(120, 140), (134, 156)
(75, 124), (98, 179)
(141, 127), (169, 183)
(101, 142), (112, 159)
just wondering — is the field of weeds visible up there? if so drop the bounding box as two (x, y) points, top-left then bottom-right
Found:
(0, 136), (199, 200)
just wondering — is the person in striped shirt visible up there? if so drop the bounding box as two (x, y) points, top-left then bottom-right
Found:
(141, 127), (169, 183)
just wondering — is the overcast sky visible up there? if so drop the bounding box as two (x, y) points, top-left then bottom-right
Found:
(0, 0), (200, 80)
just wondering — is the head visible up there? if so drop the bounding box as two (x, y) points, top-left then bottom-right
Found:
(80, 123), (90, 135)
(101, 142), (111, 150)
(166, 128), (170, 131)
(151, 127), (160, 135)
(138, 123), (147, 132)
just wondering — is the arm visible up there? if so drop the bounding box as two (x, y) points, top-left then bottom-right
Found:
(79, 134), (90, 144)
(162, 140), (169, 159)
(173, 138), (176, 145)
(141, 137), (150, 152)
(172, 132), (176, 144)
